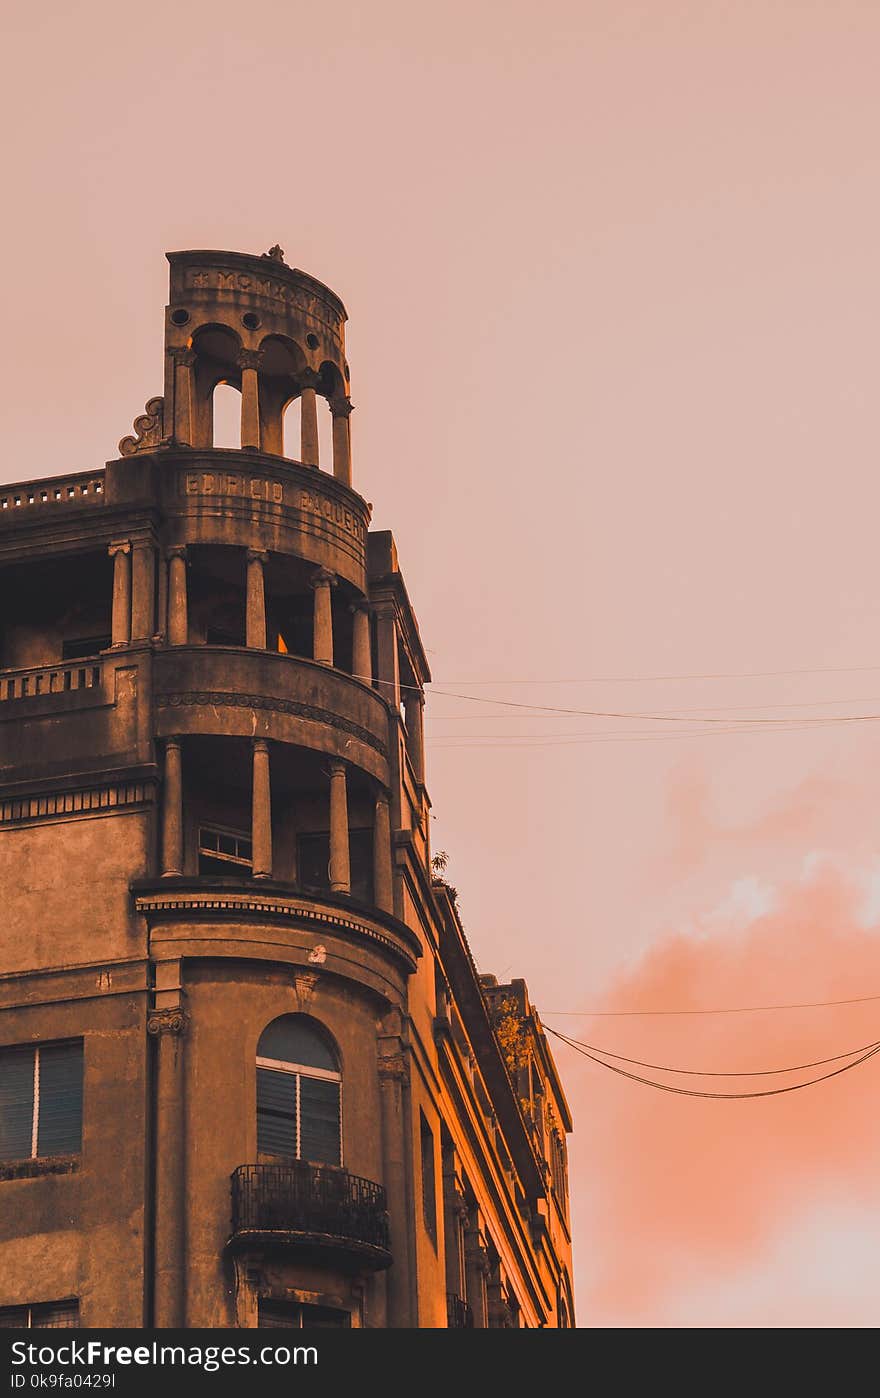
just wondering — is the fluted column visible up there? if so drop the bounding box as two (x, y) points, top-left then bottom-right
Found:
(311, 568), (335, 666)
(238, 349), (263, 450)
(329, 762), (351, 895)
(148, 1004), (187, 1327)
(246, 549), (269, 649)
(167, 546), (188, 646)
(403, 689), (426, 784)
(131, 538), (156, 641)
(109, 540), (132, 646)
(373, 790), (393, 913)
(300, 385), (319, 466)
(161, 739), (183, 877)
(351, 600), (372, 683)
(330, 396), (353, 486)
(252, 739), (272, 879)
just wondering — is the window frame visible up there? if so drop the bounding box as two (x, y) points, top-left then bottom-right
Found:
(0, 1040), (83, 1165)
(197, 823), (253, 877)
(256, 1053), (343, 1167)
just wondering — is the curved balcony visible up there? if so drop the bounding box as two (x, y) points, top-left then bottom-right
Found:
(154, 448), (370, 587)
(230, 1162), (391, 1271)
(153, 645), (390, 783)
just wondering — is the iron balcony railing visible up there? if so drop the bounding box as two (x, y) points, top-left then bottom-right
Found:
(446, 1293), (474, 1329)
(231, 1162), (391, 1255)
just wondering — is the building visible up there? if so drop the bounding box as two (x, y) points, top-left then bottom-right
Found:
(0, 247), (574, 1329)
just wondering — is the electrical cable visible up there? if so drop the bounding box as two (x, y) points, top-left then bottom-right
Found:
(541, 1024), (880, 1099)
(539, 991), (880, 1017)
(535, 1026), (880, 1077)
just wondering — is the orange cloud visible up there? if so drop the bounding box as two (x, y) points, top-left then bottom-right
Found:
(564, 861), (880, 1325)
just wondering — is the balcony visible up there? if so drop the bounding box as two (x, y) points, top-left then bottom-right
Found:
(230, 1162), (392, 1271)
(0, 658), (103, 706)
(447, 1293), (474, 1329)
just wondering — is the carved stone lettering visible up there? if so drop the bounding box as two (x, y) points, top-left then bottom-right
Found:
(184, 472), (282, 503)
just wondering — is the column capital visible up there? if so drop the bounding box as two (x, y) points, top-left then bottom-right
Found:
(147, 1008), (188, 1037)
(166, 544), (187, 561)
(252, 737), (270, 756)
(167, 346), (196, 367)
(375, 788), (390, 808)
(310, 566), (336, 590)
(404, 686), (425, 708)
(163, 736), (181, 753)
(349, 597), (370, 616)
(329, 759), (347, 778)
(377, 1052), (409, 1085)
(237, 348), (264, 371)
(246, 548), (270, 566)
(108, 538), (131, 557)
(329, 395), (354, 419)
(299, 369), (322, 391)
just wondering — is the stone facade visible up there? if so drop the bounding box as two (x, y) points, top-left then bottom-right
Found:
(0, 248), (574, 1329)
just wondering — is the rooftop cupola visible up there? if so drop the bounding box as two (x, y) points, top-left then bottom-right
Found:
(119, 246), (354, 484)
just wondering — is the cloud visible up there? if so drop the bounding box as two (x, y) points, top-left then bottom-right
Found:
(566, 859), (880, 1326)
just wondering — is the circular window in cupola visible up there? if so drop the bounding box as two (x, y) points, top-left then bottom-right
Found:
(170, 307), (190, 326)
(241, 312), (261, 331)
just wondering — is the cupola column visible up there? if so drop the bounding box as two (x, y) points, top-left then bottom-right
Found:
(351, 599), (372, 683)
(403, 688), (426, 784)
(131, 538), (156, 641)
(311, 568), (335, 666)
(329, 762), (351, 895)
(166, 546), (188, 646)
(373, 790), (393, 913)
(300, 383), (320, 466)
(251, 739), (273, 879)
(161, 739), (184, 877)
(246, 549), (269, 649)
(170, 346), (196, 445)
(238, 349), (263, 450)
(330, 396), (353, 486)
(109, 540), (132, 646)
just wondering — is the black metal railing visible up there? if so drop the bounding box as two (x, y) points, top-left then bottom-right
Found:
(231, 1162), (391, 1254)
(447, 1293), (474, 1329)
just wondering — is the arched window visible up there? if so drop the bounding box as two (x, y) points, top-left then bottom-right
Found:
(212, 382), (241, 448)
(256, 1016), (341, 1166)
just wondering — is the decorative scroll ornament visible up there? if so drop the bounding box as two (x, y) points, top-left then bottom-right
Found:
(119, 397), (165, 457)
(147, 1007), (188, 1037)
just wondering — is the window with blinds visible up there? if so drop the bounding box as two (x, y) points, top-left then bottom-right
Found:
(258, 1299), (350, 1328)
(256, 1016), (342, 1166)
(0, 1299), (79, 1328)
(0, 1042), (83, 1162)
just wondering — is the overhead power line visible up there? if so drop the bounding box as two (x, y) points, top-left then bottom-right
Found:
(542, 1024), (880, 1099)
(537, 1025), (880, 1077)
(540, 991), (880, 1017)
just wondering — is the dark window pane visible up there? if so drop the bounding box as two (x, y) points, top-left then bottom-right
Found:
(258, 1299), (300, 1329)
(256, 1068), (297, 1156)
(301, 1304), (350, 1328)
(257, 1016), (337, 1073)
(0, 1048), (35, 1162)
(299, 1076), (341, 1165)
(61, 637), (111, 660)
(31, 1300), (79, 1329)
(349, 828), (374, 904)
(37, 1043), (83, 1157)
(297, 834), (330, 892)
(0, 1306), (28, 1328)
(420, 1113), (436, 1243)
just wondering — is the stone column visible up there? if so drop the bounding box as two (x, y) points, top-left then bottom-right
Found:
(350, 600), (372, 683)
(148, 1007), (187, 1327)
(246, 549), (269, 649)
(329, 762), (350, 895)
(238, 349), (263, 450)
(170, 347), (196, 445)
(373, 791), (393, 914)
(330, 396), (353, 486)
(300, 386), (319, 466)
(374, 603), (400, 708)
(131, 539), (156, 641)
(403, 689), (426, 784)
(311, 568), (335, 666)
(166, 547), (188, 647)
(109, 540), (132, 646)
(252, 739), (272, 879)
(464, 1217), (490, 1329)
(377, 1048), (416, 1327)
(161, 739), (183, 877)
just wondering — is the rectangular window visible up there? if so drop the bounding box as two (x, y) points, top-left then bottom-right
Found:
(258, 1299), (350, 1329)
(256, 1065), (341, 1166)
(0, 1042), (83, 1163)
(420, 1111), (437, 1245)
(198, 825), (253, 878)
(0, 1299), (79, 1329)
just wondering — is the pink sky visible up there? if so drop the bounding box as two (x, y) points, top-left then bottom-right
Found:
(5, 0), (880, 1326)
